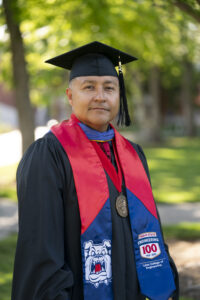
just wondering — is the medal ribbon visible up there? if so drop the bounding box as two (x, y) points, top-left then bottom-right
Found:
(98, 142), (111, 160)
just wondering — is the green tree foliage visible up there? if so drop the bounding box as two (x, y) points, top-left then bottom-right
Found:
(1, 0), (200, 127)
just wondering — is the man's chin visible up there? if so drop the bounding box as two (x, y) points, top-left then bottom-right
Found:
(86, 119), (110, 132)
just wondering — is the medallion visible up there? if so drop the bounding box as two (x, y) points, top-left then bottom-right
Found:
(116, 194), (128, 217)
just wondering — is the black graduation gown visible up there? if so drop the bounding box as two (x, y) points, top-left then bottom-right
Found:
(12, 131), (179, 300)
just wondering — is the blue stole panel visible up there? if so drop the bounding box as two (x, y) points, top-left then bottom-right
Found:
(126, 189), (175, 300)
(81, 199), (113, 300)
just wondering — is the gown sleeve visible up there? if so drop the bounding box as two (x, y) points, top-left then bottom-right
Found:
(135, 143), (179, 300)
(11, 136), (74, 300)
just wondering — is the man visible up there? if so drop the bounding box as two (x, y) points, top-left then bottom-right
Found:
(12, 41), (179, 300)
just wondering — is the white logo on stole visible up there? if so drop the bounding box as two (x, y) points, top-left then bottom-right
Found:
(84, 240), (112, 288)
(138, 232), (161, 259)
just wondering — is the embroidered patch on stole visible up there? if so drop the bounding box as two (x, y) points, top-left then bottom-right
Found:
(84, 240), (112, 288)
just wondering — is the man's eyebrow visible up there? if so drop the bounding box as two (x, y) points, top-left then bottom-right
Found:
(103, 80), (118, 86)
(80, 79), (118, 86)
(81, 80), (96, 85)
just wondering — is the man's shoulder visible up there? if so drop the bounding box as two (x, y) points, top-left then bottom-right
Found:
(118, 134), (150, 177)
(38, 130), (60, 145)
(27, 131), (63, 153)
(119, 133), (145, 160)
(125, 138), (138, 150)
(120, 136), (151, 181)
(19, 131), (66, 168)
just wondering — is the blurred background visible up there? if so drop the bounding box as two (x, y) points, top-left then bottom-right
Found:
(0, 0), (200, 299)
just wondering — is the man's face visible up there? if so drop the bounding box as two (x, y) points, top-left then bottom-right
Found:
(66, 76), (120, 132)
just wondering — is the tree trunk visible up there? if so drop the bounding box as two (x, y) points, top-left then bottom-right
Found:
(147, 66), (162, 142)
(181, 61), (195, 136)
(3, 0), (35, 153)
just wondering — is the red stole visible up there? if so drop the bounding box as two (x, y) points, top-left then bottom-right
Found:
(51, 115), (157, 235)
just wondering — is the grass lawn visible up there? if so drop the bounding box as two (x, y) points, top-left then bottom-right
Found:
(0, 137), (199, 204)
(0, 164), (18, 201)
(144, 137), (200, 204)
(163, 222), (200, 240)
(0, 234), (17, 300)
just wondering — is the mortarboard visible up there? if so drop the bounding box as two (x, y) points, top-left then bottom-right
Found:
(45, 41), (137, 126)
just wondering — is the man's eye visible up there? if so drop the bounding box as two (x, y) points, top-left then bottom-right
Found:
(105, 86), (114, 91)
(84, 85), (94, 90)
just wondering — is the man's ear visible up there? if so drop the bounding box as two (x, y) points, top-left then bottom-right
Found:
(66, 88), (73, 106)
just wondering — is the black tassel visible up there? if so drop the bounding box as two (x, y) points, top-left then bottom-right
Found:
(117, 59), (131, 127)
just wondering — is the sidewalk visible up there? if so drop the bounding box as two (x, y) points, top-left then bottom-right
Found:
(0, 127), (49, 167)
(157, 203), (200, 225)
(0, 198), (200, 240)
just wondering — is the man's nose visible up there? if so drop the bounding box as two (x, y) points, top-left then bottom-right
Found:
(94, 87), (106, 101)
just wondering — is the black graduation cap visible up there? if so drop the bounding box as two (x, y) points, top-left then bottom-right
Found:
(45, 41), (138, 126)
